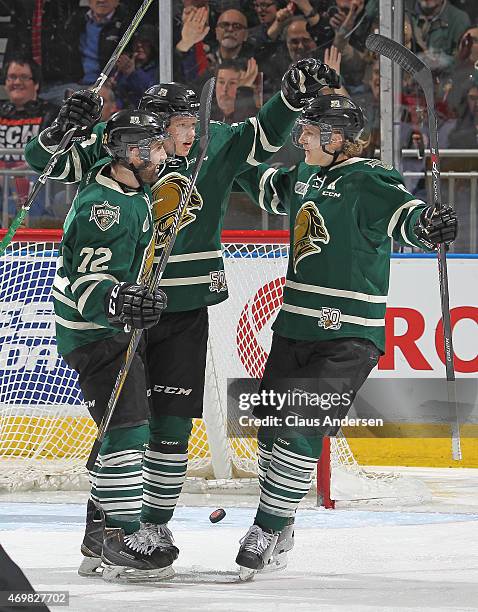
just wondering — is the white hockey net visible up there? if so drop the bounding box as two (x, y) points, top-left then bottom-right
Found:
(0, 230), (429, 503)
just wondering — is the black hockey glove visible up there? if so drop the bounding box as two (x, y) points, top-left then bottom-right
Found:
(414, 205), (458, 249)
(281, 58), (341, 108)
(105, 282), (167, 330)
(42, 90), (103, 146)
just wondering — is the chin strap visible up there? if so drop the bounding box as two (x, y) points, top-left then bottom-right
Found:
(321, 144), (343, 168)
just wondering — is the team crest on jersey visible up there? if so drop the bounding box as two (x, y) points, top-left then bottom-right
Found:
(293, 202), (329, 272)
(151, 172), (203, 248)
(318, 307), (342, 330)
(89, 201), (120, 231)
(209, 270), (227, 293)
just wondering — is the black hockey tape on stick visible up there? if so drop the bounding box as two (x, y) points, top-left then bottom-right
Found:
(86, 77), (216, 472)
(365, 33), (461, 461)
(0, 0), (156, 256)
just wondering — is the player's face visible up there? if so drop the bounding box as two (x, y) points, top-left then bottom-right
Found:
(167, 115), (198, 156)
(298, 124), (344, 165)
(130, 140), (168, 184)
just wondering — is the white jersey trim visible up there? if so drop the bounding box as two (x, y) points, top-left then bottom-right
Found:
(387, 199), (425, 238)
(280, 90), (302, 111)
(286, 280), (387, 303)
(167, 250), (222, 263)
(55, 315), (105, 330)
(400, 204), (421, 246)
(77, 280), (101, 315)
(281, 303), (385, 326)
(71, 273), (118, 293)
(52, 289), (76, 308)
(158, 275), (212, 286)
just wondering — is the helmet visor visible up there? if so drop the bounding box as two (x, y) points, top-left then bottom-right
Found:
(136, 133), (175, 164)
(291, 119), (344, 149)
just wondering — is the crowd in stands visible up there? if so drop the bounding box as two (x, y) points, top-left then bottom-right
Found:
(0, 0), (476, 245)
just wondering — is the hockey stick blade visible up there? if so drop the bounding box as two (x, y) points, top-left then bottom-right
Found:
(0, 0), (156, 256)
(85, 77), (216, 472)
(366, 33), (461, 460)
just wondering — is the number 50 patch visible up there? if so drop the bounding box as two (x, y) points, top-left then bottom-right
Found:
(318, 307), (342, 330)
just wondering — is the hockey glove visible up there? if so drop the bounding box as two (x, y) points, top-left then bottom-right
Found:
(105, 282), (167, 330)
(281, 58), (341, 108)
(414, 205), (458, 249)
(42, 90), (103, 146)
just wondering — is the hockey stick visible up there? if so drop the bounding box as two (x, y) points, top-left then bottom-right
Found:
(0, 0), (156, 256)
(86, 77), (216, 472)
(365, 33), (462, 461)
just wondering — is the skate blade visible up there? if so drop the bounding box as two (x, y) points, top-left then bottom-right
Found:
(78, 556), (104, 578)
(102, 563), (175, 584)
(238, 566), (257, 582)
(262, 551), (288, 573)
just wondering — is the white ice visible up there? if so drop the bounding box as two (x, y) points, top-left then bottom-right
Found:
(1, 467), (478, 612)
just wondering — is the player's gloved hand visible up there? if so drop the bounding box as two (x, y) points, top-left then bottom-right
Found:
(414, 205), (458, 249)
(105, 282), (167, 330)
(281, 58), (341, 108)
(42, 90), (103, 146)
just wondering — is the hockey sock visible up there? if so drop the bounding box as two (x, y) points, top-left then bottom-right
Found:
(91, 424), (148, 535)
(140, 415), (193, 525)
(255, 429), (323, 532)
(257, 426), (275, 491)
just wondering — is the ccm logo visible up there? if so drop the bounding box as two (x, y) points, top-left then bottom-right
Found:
(153, 385), (192, 395)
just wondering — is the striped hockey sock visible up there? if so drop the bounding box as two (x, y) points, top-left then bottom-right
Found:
(255, 431), (323, 532)
(257, 426), (275, 491)
(90, 424), (148, 535)
(141, 416), (193, 525)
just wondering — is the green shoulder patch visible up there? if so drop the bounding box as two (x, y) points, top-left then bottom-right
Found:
(89, 201), (121, 231)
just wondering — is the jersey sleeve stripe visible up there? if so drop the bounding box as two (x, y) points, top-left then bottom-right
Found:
(70, 147), (83, 183)
(245, 117), (260, 167)
(259, 167), (277, 210)
(52, 288), (77, 308)
(77, 280), (102, 315)
(52, 158), (72, 181)
(53, 272), (70, 293)
(286, 279), (388, 303)
(280, 90), (302, 111)
(255, 117), (282, 152)
(55, 315), (105, 330)
(400, 204), (420, 246)
(387, 199), (425, 238)
(71, 273), (118, 293)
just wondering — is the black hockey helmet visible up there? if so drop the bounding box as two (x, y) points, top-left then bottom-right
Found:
(293, 94), (365, 147)
(103, 109), (169, 163)
(139, 83), (200, 124)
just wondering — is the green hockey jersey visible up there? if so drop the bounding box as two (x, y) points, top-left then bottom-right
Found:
(25, 92), (300, 312)
(53, 158), (154, 355)
(236, 157), (432, 352)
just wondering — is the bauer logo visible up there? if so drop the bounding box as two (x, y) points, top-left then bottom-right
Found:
(89, 202), (121, 231)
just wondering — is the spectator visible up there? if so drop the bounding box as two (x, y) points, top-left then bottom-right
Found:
(329, 0), (378, 93)
(113, 24), (159, 108)
(405, 0), (470, 73)
(444, 26), (478, 113)
(448, 83), (478, 147)
(450, 0), (478, 24)
(212, 59), (259, 123)
(0, 56), (58, 222)
(174, 3), (212, 81)
(0, 57), (58, 163)
(211, 9), (254, 65)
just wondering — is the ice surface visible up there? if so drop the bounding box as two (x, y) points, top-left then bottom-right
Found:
(1, 467), (478, 612)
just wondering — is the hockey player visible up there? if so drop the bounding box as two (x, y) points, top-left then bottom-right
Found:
(233, 94), (458, 578)
(25, 61), (342, 581)
(51, 108), (175, 580)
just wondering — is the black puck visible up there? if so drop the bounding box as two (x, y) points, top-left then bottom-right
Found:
(209, 508), (226, 523)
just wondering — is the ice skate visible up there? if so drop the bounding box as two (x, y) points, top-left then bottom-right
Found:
(101, 522), (178, 583)
(235, 525), (279, 581)
(78, 499), (104, 578)
(263, 522), (294, 573)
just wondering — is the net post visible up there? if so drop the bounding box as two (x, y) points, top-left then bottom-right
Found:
(317, 436), (335, 509)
